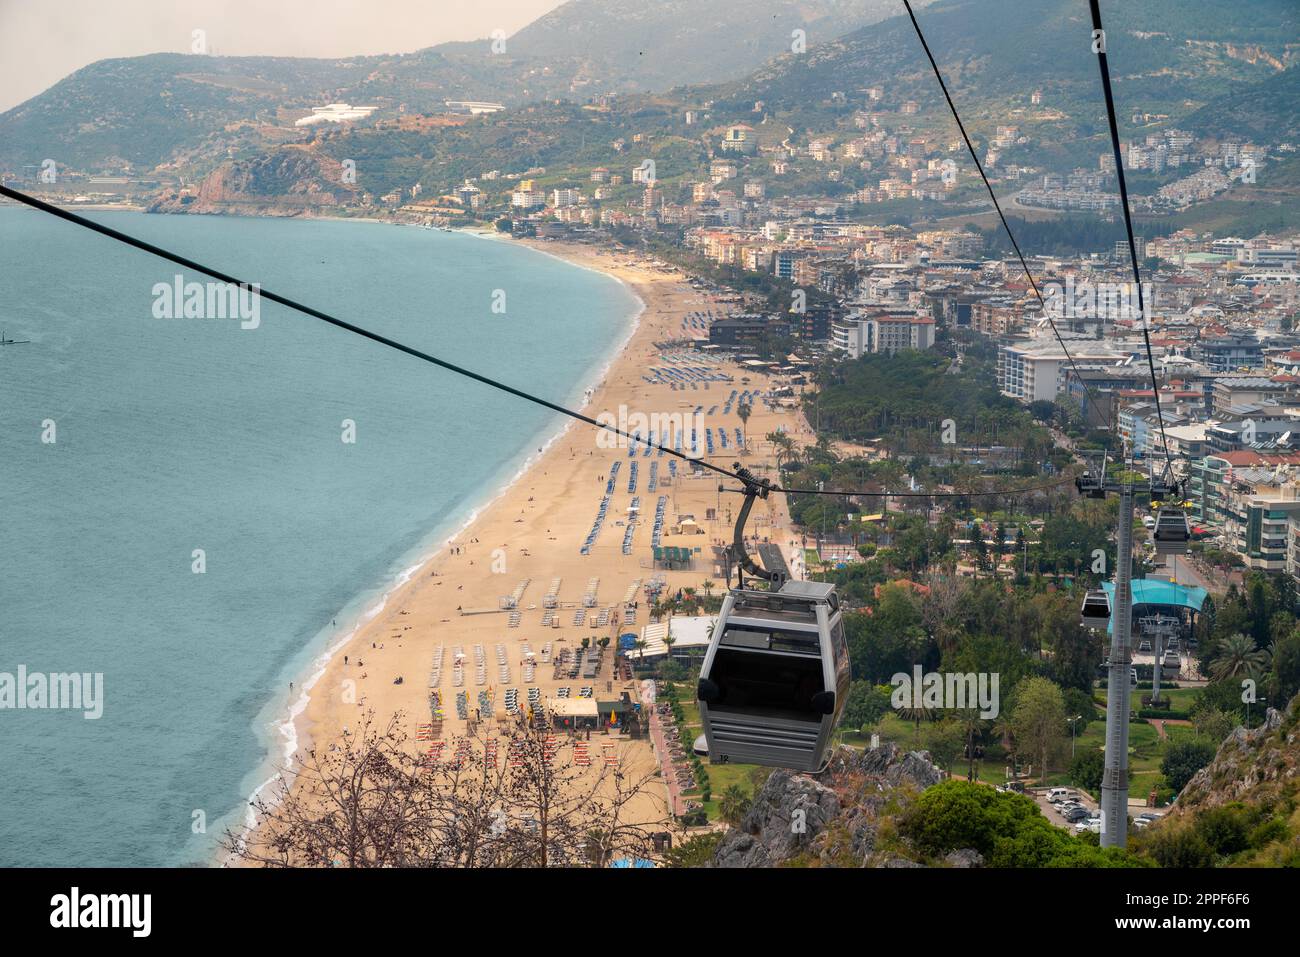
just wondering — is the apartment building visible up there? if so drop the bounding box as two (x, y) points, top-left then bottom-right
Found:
(831, 307), (935, 358)
(999, 341), (1125, 404)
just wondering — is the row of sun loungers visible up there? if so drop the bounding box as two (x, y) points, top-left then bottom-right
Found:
(543, 578), (562, 608)
(417, 734), (612, 770)
(644, 362), (733, 385)
(582, 577), (599, 607)
(581, 493), (611, 555)
(499, 578), (530, 610)
(651, 496), (669, 548)
(429, 644), (444, 688)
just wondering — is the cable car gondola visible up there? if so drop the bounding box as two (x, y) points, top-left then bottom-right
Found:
(1080, 589), (1111, 630)
(696, 467), (849, 772)
(1151, 506), (1190, 557)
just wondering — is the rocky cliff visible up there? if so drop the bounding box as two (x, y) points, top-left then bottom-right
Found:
(148, 148), (355, 216)
(710, 743), (956, 868)
(1176, 696), (1300, 813)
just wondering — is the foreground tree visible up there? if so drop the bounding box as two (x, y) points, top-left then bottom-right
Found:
(1009, 677), (1067, 781)
(223, 711), (666, 867)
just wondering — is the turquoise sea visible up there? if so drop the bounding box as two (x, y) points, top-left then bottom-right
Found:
(0, 208), (640, 865)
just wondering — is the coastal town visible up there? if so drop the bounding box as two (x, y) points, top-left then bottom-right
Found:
(4, 0), (1300, 881)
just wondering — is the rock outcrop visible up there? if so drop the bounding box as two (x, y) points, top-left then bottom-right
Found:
(148, 148), (355, 216)
(711, 743), (949, 868)
(712, 769), (841, 867)
(1176, 701), (1299, 812)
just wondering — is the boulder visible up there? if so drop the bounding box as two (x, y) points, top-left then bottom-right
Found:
(711, 769), (840, 867)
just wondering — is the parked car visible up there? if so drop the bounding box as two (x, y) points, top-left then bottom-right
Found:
(1046, 787), (1076, 804)
(1061, 805), (1090, 823)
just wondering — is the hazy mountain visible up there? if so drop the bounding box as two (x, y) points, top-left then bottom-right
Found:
(508, 0), (917, 91)
(0, 0), (920, 173)
(1183, 66), (1300, 142)
(706, 0), (1299, 134)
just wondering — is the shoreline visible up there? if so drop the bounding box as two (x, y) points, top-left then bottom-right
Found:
(230, 233), (650, 859)
(220, 228), (803, 865)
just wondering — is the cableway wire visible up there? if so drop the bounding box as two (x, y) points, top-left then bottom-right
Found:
(901, 0), (1112, 444)
(1, 183), (1073, 500)
(1087, 0), (1177, 484)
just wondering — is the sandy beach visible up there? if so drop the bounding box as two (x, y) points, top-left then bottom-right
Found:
(266, 236), (808, 850)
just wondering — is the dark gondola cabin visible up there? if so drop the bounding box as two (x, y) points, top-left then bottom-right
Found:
(1152, 507), (1190, 557)
(1080, 589), (1111, 630)
(696, 580), (848, 772)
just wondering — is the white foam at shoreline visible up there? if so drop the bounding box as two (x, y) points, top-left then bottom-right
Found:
(231, 242), (647, 858)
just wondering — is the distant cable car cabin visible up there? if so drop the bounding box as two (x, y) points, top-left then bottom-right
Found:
(1080, 589), (1111, 630)
(1152, 507), (1190, 557)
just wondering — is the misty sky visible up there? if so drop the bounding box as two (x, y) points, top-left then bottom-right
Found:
(0, 0), (566, 113)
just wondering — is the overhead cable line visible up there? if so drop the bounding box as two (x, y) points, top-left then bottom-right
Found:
(0, 183), (1071, 500)
(1087, 0), (1176, 481)
(901, 0), (1111, 436)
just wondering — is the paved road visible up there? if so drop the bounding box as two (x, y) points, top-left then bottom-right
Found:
(1161, 553), (1211, 591)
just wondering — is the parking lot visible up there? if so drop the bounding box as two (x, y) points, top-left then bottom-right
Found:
(1031, 788), (1166, 834)
(1034, 788), (1101, 832)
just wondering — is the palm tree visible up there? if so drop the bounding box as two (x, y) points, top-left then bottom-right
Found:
(719, 785), (752, 825)
(767, 430), (796, 472)
(957, 708), (988, 782)
(1209, 632), (1269, 681)
(633, 638), (647, 668)
(700, 579), (715, 599)
(737, 401), (752, 447)
(897, 704), (934, 745)
(993, 714), (1017, 780)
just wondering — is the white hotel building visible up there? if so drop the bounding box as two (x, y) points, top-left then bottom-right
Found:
(831, 307), (936, 358)
(998, 341), (1126, 403)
